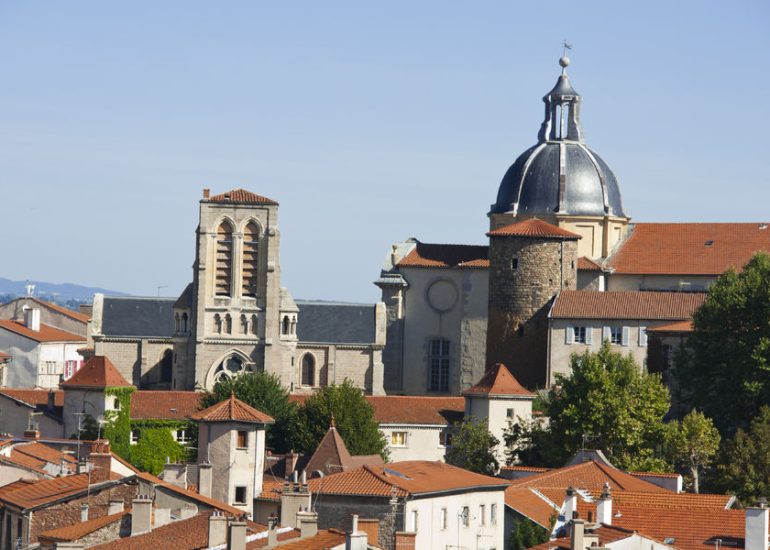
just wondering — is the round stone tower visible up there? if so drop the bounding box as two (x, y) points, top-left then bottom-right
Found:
(486, 218), (579, 388)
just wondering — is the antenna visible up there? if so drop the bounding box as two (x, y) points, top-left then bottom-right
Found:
(156, 285), (167, 297)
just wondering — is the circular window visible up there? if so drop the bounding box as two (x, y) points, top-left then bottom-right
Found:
(427, 280), (458, 313)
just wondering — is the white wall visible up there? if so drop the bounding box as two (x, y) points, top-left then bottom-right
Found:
(0, 393), (63, 438)
(37, 342), (84, 388)
(466, 396), (533, 463)
(0, 330), (39, 387)
(62, 388), (108, 439)
(607, 274), (715, 292)
(404, 489), (505, 550)
(380, 424), (449, 462)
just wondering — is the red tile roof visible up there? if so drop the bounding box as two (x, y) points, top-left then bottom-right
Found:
(256, 476), (284, 502)
(38, 511), (127, 542)
(487, 218), (581, 240)
(254, 528), (345, 550)
(207, 188), (278, 205)
(646, 320), (695, 333)
(305, 425), (384, 476)
(0, 320), (84, 343)
(30, 298), (90, 323)
(130, 391), (203, 420)
(0, 388), (63, 407)
(9, 442), (77, 473)
(504, 487), (559, 528)
(60, 356), (131, 388)
(463, 363), (535, 398)
(501, 465), (551, 473)
(608, 222), (770, 275)
(0, 473), (115, 509)
(366, 396), (464, 425)
(396, 242), (489, 269)
(577, 256), (604, 271)
(550, 290), (707, 320)
(190, 393), (274, 424)
(509, 460), (667, 494)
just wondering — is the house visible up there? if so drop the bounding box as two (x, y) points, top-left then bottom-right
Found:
(0, 297), (89, 338)
(0, 387), (63, 438)
(0, 307), (85, 388)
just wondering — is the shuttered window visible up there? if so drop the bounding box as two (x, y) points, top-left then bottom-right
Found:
(242, 222), (260, 297)
(215, 222), (234, 296)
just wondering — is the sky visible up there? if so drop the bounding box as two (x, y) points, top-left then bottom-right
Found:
(1, 1), (769, 303)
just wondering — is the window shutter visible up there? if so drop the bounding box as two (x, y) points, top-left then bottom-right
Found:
(639, 327), (648, 347)
(566, 326), (574, 345)
(602, 326), (611, 342)
(621, 326), (630, 346)
(585, 327), (593, 345)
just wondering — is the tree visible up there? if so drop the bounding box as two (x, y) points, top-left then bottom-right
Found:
(664, 410), (720, 493)
(521, 343), (671, 471)
(445, 418), (499, 475)
(508, 518), (549, 550)
(712, 406), (770, 505)
(200, 372), (303, 453)
(298, 380), (387, 459)
(675, 252), (770, 435)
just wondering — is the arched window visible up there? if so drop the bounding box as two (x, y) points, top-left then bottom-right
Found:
(241, 314), (249, 335)
(282, 316), (290, 335)
(301, 354), (315, 387)
(174, 314), (180, 333)
(251, 315), (259, 336)
(224, 314), (232, 334)
(242, 222), (260, 297)
(215, 221), (234, 296)
(214, 314), (222, 334)
(160, 349), (173, 383)
(182, 312), (188, 333)
(428, 338), (450, 392)
(290, 316), (297, 335)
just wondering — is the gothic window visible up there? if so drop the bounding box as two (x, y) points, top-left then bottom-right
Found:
(224, 314), (232, 334)
(174, 313), (180, 333)
(160, 349), (173, 383)
(428, 338), (450, 392)
(241, 314), (249, 335)
(215, 221), (234, 296)
(251, 314), (259, 336)
(290, 316), (297, 335)
(301, 354), (315, 387)
(212, 354), (254, 384)
(282, 316), (290, 335)
(182, 312), (188, 333)
(214, 314), (223, 334)
(242, 222), (260, 297)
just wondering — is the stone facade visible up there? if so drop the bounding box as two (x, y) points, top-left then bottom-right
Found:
(486, 236), (578, 388)
(314, 495), (401, 550)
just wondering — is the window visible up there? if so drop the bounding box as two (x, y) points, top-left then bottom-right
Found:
(479, 504), (486, 525)
(215, 221), (234, 296)
(214, 314), (223, 334)
(440, 508), (448, 530)
(610, 326), (622, 345)
(639, 326), (648, 347)
(391, 431), (407, 447)
(175, 429), (190, 444)
(511, 257), (519, 270)
(428, 339), (450, 392)
(411, 510), (418, 533)
(236, 430), (248, 449)
(301, 354), (315, 387)
(490, 503), (497, 525)
(573, 326), (586, 343)
(242, 221), (260, 297)
(506, 408), (514, 419)
(439, 428), (454, 448)
(182, 312), (188, 333)
(461, 506), (470, 527)
(241, 314), (249, 335)
(566, 325), (591, 345)
(234, 486), (247, 505)
(130, 429), (140, 445)
(160, 349), (173, 383)
(251, 314), (259, 336)
(113, 397), (121, 410)
(212, 354), (253, 384)
(282, 316), (290, 335)
(224, 314), (232, 334)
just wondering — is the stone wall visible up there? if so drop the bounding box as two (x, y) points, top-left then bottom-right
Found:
(93, 338), (173, 388)
(487, 237), (577, 388)
(315, 495), (403, 550)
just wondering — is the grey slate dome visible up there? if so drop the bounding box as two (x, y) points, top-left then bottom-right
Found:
(491, 60), (626, 218)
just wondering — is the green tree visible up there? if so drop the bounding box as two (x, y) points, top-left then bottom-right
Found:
(664, 410), (720, 493)
(508, 518), (549, 550)
(200, 372), (303, 453)
(298, 380), (387, 459)
(526, 343), (671, 471)
(445, 418), (499, 475)
(712, 406), (770, 504)
(675, 252), (770, 435)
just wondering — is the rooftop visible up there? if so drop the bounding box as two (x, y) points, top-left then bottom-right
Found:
(100, 295), (177, 338)
(550, 290), (707, 320)
(130, 391), (202, 420)
(206, 188), (278, 206)
(39, 511), (127, 542)
(366, 396), (464, 425)
(396, 242), (489, 269)
(60, 355), (131, 389)
(0, 320), (84, 343)
(0, 388), (63, 407)
(190, 393), (274, 424)
(487, 218), (581, 240)
(295, 300), (378, 344)
(463, 363), (535, 398)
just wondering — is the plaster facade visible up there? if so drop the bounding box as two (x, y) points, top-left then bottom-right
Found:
(0, 329), (84, 388)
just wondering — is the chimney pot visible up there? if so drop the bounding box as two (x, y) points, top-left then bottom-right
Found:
(203, 188), (210, 198)
(131, 496), (153, 536)
(228, 520), (247, 550)
(80, 503), (89, 522)
(208, 510), (228, 548)
(267, 515), (279, 547)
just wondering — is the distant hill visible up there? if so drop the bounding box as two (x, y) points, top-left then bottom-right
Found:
(0, 277), (128, 304)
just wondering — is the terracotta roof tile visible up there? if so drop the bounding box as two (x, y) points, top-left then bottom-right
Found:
(500, 465), (551, 473)
(0, 320), (84, 343)
(608, 222), (770, 275)
(256, 476), (284, 502)
(11, 442), (77, 470)
(30, 298), (90, 323)
(207, 188), (278, 205)
(305, 425), (384, 476)
(130, 391), (202, 420)
(190, 393), (274, 424)
(0, 352), (9, 361)
(366, 396), (464, 425)
(504, 487), (559, 528)
(487, 218), (581, 240)
(0, 388), (63, 407)
(550, 290), (706, 320)
(251, 528), (345, 550)
(463, 363), (534, 397)
(509, 460), (667, 493)
(577, 256), (604, 271)
(60, 356), (131, 388)
(38, 511), (127, 542)
(645, 320), (694, 333)
(0, 452), (48, 475)
(396, 242), (489, 269)
(0, 473), (109, 509)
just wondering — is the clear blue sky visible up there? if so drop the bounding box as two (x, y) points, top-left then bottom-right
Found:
(1, 1), (768, 302)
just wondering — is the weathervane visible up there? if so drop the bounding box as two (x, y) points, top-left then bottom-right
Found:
(560, 40), (572, 74)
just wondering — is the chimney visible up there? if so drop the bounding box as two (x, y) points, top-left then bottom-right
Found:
(60, 458), (70, 476)
(297, 510), (318, 538)
(394, 531), (416, 550)
(280, 475), (311, 528)
(108, 499), (124, 515)
(131, 496), (153, 536)
(88, 440), (112, 483)
(267, 515), (279, 547)
(570, 518), (585, 550)
(564, 486), (578, 522)
(160, 462), (187, 489)
(346, 515), (369, 550)
(596, 482), (612, 525)
(227, 520), (247, 550)
(47, 390), (56, 412)
(198, 462), (213, 498)
(357, 519), (379, 547)
(746, 501), (770, 550)
(154, 508), (171, 528)
(23, 429), (40, 440)
(80, 503), (89, 522)
(208, 511), (228, 547)
(24, 308), (41, 331)
(203, 188), (210, 199)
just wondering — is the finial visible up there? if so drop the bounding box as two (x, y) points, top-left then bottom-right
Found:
(330, 413), (336, 428)
(560, 40), (572, 75)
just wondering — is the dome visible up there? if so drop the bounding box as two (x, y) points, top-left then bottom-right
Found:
(491, 142), (626, 217)
(490, 59), (626, 219)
